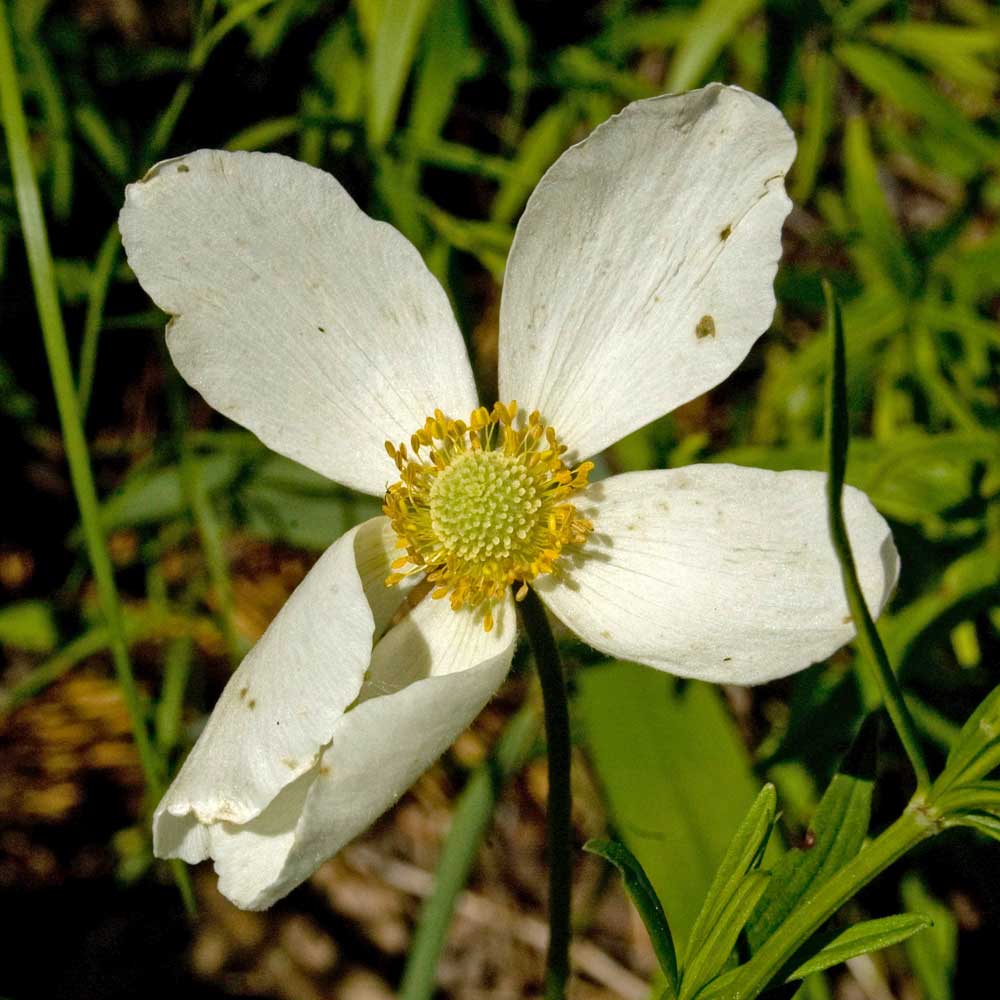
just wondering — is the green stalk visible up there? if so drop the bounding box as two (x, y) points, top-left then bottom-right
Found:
(518, 588), (573, 999)
(726, 805), (937, 1000)
(822, 281), (930, 791)
(0, 2), (193, 912)
(399, 704), (541, 1000)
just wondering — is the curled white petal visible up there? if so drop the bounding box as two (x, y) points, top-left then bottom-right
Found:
(120, 150), (477, 496)
(536, 466), (898, 685)
(153, 517), (394, 853)
(154, 529), (516, 910)
(499, 84), (796, 460)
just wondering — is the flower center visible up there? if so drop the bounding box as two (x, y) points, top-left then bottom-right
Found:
(383, 401), (594, 630)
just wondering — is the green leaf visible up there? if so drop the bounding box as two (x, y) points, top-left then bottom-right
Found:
(938, 684), (1000, 787)
(584, 839), (680, 993)
(422, 202), (512, 280)
(792, 49), (836, 203)
(598, 11), (690, 59)
(843, 114), (916, 295)
(666, 0), (762, 92)
(407, 0), (476, 150)
(687, 785), (777, 961)
(955, 811), (1000, 841)
(73, 103), (129, 179)
(901, 874), (956, 1000)
(787, 914), (931, 979)
(241, 454), (380, 549)
(835, 43), (998, 172)
(748, 715), (878, 949)
(866, 22), (999, 93)
(366, 0), (435, 149)
(100, 453), (241, 530)
(490, 100), (577, 225)
(0, 600), (58, 652)
(681, 871), (771, 1000)
(553, 47), (656, 101)
(578, 664), (773, 947)
(224, 115), (300, 151)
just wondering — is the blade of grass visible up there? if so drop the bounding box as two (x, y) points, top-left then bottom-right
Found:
(78, 221), (120, 418)
(366, 0), (435, 149)
(666, 0), (762, 92)
(20, 33), (72, 219)
(0, 0), (193, 911)
(164, 360), (243, 665)
(822, 280), (929, 791)
(399, 703), (541, 1000)
(584, 839), (680, 994)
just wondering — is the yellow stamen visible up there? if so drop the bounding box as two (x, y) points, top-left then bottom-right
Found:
(383, 401), (593, 630)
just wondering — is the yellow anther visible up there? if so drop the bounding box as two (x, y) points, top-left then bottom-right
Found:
(382, 402), (593, 630)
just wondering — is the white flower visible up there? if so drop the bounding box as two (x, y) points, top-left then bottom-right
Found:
(120, 84), (898, 911)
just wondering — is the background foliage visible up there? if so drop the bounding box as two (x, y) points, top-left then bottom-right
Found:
(0, 0), (997, 997)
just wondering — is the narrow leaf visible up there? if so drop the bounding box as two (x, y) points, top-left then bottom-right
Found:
(792, 49), (836, 203)
(939, 683), (1000, 786)
(366, 0), (435, 149)
(686, 784), (777, 961)
(666, 0), (762, 92)
(681, 871), (771, 1000)
(955, 812), (1000, 842)
(748, 716), (879, 949)
(835, 43), (998, 170)
(585, 839), (680, 993)
(843, 114), (916, 294)
(788, 914), (931, 979)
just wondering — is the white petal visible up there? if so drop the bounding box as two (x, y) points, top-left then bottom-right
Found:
(498, 85), (796, 460)
(161, 590), (516, 911)
(120, 150), (477, 496)
(536, 466), (898, 685)
(153, 516), (399, 859)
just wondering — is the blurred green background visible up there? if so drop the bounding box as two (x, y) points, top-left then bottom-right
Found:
(0, 1), (997, 998)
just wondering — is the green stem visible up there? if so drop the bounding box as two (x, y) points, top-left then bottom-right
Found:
(518, 587), (573, 999)
(729, 805), (937, 1000)
(399, 704), (541, 1000)
(823, 282), (930, 791)
(0, 2), (160, 790)
(0, 3), (193, 911)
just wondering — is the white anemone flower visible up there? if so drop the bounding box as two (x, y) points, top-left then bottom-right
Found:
(120, 84), (898, 911)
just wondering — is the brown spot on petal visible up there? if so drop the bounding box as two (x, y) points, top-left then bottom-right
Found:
(696, 315), (716, 339)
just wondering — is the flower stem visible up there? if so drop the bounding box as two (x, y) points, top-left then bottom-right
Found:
(823, 282), (930, 792)
(518, 587), (572, 999)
